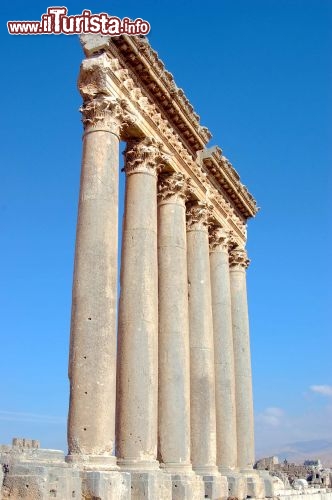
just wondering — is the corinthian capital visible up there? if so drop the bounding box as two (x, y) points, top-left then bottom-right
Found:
(80, 95), (121, 134)
(78, 54), (136, 135)
(186, 201), (212, 231)
(209, 227), (234, 252)
(229, 247), (250, 270)
(124, 137), (170, 176)
(158, 172), (191, 203)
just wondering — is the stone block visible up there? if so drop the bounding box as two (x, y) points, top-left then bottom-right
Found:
(223, 472), (247, 499)
(170, 472), (204, 500)
(129, 470), (172, 500)
(246, 473), (265, 498)
(2, 465), (48, 499)
(46, 464), (82, 499)
(0, 461), (82, 500)
(80, 34), (111, 57)
(33, 449), (65, 463)
(83, 470), (130, 499)
(201, 473), (228, 500)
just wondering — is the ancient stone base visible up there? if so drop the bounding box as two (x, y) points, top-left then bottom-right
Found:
(244, 472), (266, 498)
(127, 470), (172, 500)
(170, 472), (205, 499)
(221, 471), (248, 499)
(198, 473), (228, 500)
(1, 463), (82, 499)
(83, 470), (131, 499)
(0, 443), (82, 499)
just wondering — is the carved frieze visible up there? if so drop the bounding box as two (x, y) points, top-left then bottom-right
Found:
(78, 35), (258, 241)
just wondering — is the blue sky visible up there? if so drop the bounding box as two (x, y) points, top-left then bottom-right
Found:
(1, 1), (331, 459)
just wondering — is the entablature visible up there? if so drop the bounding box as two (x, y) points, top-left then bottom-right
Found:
(79, 34), (258, 245)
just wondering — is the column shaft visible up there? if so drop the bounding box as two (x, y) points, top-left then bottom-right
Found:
(229, 248), (255, 470)
(209, 228), (237, 471)
(186, 203), (218, 474)
(67, 96), (121, 466)
(157, 173), (191, 471)
(117, 138), (165, 470)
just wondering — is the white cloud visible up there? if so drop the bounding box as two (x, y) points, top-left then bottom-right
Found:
(0, 410), (65, 425)
(255, 404), (332, 459)
(310, 385), (332, 397)
(256, 407), (284, 427)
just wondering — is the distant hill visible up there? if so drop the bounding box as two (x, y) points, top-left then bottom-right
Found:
(257, 440), (332, 467)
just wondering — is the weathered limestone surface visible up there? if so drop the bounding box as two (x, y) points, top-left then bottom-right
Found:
(229, 247), (255, 472)
(0, 443), (83, 499)
(67, 98), (120, 467)
(83, 470), (131, 499)
(116, 138), (164, 477)
(158, 173), (192, 472)
(186, 202), (226, 498)
(209, 227), (237, 472)
(129, 471), (172, 500)
(186, 202), (217, 474)
(158, 173), (204, 497)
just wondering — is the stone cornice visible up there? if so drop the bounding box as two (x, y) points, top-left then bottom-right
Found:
(198, 146), (259, 219)
(78, 35), (256, 242)
(105, 36), (258, 222)
(110, 35), (212, 151)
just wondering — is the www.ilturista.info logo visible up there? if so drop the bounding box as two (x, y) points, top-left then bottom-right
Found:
(7, 7), (151, 35)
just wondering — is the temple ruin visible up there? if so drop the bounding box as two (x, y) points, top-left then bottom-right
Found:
(66, 32), (261, 499)
(2, 33), (331, 500)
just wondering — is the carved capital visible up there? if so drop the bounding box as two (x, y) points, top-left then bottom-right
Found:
(124, 137), (170, 176)
(209, 227), (234, 252)
(78, 54), (137, 135)
(229, 248), (250, 270)
(158, 172), (191, 203)
(186, 201), (212, 231)
(80, 95), (121, 134)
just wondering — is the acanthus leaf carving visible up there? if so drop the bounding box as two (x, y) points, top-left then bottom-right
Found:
(80, 95), (137, 135)
(124, 137), (171, 176)
(186, 200), (213, 231)
(209, 227), (235, 252)
(229, 247), (250, 269)
(158, 172), (192, 202)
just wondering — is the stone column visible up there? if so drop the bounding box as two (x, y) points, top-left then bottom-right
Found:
(227, 247), (265, 499)
(116, 137), (172, 497)
(67, 93), (124, 468)
(209, 227), (237, 472)
(229, 247), (254, 472)
(158, 174), (204, 498)
(186, 202), (225, 498)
